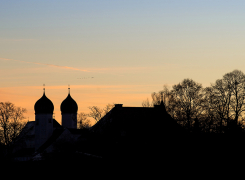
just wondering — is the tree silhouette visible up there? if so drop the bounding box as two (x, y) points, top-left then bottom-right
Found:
(77, 112), (91, 129)
(171, 79), (204, 130)
(142, 98), (152, 107)
(103, 104), (115, 114)
(204, 79), (232, 132)
(223, 70), (245, 126)
(88, 104), (114, 123)
(202, 86), (220, 132)
(143, 70), (245, 133)
(0, 102), (26, 145)
(88, 106), (103, 122)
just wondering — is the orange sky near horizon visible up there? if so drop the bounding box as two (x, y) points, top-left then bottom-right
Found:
(2, 1), (245, 126)
(0, 84), (158, 125)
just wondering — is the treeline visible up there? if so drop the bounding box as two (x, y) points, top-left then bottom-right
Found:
(143, 69), (245, 133)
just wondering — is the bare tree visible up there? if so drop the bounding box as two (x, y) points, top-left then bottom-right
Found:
(0, 102), (26, 145)
(88, 106), (103, 122)
(171, 79), (204, 130)
(142, 70), (245, 133)
(142, 85), (176, 117)
(142, 98), (152, 107)
(204, 79), (232, 132)
(223, 70), (245, 125)
(103, 104), (115, 114)
(203, 86), (224, 132)
(11, 107), (27, 139)
(77, 112), (91, 129)
(201, 70), (245, 132)
(88, 103), (115, 123)
(151, 92), (162, 106)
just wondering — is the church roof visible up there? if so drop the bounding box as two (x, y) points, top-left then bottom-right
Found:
(34, 92), (54, 114)
(90, 103), (184, 136)
(60, 93), (78, 114)
(36, 128), (65, 153)
(36, 128), (85, 154)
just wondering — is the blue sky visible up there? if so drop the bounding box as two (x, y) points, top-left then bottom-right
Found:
(1, 0), (245, 122)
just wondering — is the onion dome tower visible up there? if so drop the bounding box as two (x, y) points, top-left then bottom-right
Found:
(60, 87), (78, 129)
(34, 86), (54, 150)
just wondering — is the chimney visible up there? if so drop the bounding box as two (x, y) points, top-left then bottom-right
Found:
(114, 104), (123, 109)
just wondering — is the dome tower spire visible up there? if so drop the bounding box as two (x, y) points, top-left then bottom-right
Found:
(34, 86), (54, 150)
(61, 85), (78, 129)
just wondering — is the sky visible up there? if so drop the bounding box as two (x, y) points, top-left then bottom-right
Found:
(1, 0), (245, 124)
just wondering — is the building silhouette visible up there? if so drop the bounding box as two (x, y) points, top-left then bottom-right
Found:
(11, 88), (185, 162)
(34, 89), (54, 150)
(60, 88), (78, 129)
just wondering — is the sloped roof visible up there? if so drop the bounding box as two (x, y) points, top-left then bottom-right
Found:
(90, 104), (184, 136)
(36, 128), (65, 153)
(12, 121), (35, 143)
(36, 127), (87, 154)
(53, 119), (62, 128)
(68, 128), (88, 135)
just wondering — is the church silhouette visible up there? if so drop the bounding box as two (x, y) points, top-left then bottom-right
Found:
(11, 87), (185, 162)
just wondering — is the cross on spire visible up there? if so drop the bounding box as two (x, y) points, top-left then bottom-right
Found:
(43, 84), (45, 94)
(68, 84), (70, 94)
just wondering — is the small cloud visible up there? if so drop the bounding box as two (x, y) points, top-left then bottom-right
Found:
(34, 62), (90, 72)
(2, 38), (35, 42)
(13, 39), (35, 42)
(0, 58), (12, 61)
(0, 57), (90, 72)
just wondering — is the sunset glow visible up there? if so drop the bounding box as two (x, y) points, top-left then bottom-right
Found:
(1, 0), (245, 125)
